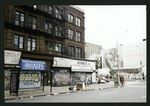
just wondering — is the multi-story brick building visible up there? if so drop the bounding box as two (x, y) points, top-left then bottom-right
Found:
(4, 5), (95, 88)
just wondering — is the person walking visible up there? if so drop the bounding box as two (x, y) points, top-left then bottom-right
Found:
(120, 76), (125, 86)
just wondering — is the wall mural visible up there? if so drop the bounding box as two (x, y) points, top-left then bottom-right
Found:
(19, 71), (41, 89)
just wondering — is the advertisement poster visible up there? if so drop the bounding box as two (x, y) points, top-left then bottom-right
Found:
(19, 71), (41, 89)
(10, 73), (17, 93)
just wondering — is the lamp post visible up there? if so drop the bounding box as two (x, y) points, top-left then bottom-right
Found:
(50, 70), (54, 93)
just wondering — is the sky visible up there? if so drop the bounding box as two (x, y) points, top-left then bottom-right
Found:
(76, 5), (146, 49)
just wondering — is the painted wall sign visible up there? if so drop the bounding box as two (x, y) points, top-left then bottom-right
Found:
(19, 71), (41, 89)
(4, 50), (21, 64)
(20, 60), (45, 70)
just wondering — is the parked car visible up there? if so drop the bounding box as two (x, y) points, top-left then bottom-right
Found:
(101, 77), (109, 83)
(100, 79), (106, 84)
(96, 78), (106, 84)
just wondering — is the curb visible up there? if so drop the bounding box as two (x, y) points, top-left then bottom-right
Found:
(5, 86), (116, 101)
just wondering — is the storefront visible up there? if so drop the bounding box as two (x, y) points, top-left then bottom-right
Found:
(53, 57), (95, 86)
(4, 50), (21, 90)
(9, 59), (46, 95)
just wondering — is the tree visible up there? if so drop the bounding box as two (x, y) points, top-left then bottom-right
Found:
(109, 68), (116, 79)
(95, 57), (102, 70)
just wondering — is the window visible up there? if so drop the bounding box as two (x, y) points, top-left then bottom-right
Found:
(27, 38), (36, 51)
(45, 6), (48, 11)
(68, 46), (74, 57)
(15, 11), (24, 27)
(68, 14), (74, 23)
(45, 22), (52, 34)
(55, 43), (62, 54)
(76, 17), (81, 27)
(76, 32), (81, 42)
(28, 16), (37, 30)
(48, 42), (53, 48)
(49, 6), (53, 14)
(14, 35), (24, 49)
(76, 47), (82, 58)
(68, 29), (74, 40)
(55, 26), (62, 37)
(56, 8), (62, 19)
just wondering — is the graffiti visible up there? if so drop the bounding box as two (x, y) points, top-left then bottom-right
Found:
(53, 73), (70, 83)
(20, 73), (40, 82)
(19, 71), (41, 89)
(70, 73), (92, 85)
(10, 74), (17, 92)
(4, 69), (11, 90)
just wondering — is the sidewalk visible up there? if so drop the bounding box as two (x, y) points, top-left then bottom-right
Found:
(5, 81), (115, 101)
(5, 80), (145, 101)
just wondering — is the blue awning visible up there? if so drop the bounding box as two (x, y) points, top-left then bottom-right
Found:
(20, 59), (46, 70)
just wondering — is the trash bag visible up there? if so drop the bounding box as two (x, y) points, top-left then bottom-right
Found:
(69, 86), (74, 90)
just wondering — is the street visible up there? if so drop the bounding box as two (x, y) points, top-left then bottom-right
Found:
(5, 81), (146, 103)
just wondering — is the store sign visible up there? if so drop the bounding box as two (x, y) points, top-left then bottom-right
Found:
(71, 60), (95, 72)
(4, 50), (21, 64)
(53, 57), (71, 67)
(20, 60), (45, 70)
(19, 71), (41, 88)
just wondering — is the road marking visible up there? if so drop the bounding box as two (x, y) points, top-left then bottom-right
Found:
(100, 91), (118, 96)
(142, 96), (146, 98)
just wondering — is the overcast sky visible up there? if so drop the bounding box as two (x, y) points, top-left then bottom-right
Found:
(76, 5), (146, 49)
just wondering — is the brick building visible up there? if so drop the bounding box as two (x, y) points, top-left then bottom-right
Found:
(4, 5), (95, 88)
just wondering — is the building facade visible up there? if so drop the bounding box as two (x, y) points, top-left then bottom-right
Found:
(85, 42), (102, 60)
(4, 5), (87, 89)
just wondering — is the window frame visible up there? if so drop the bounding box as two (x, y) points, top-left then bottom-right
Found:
(14, 34), (24, 49)
(28, 16), (37, 30)
(76, 31), (81, 42)
(76, 47), (82, 58)
(55, 43), (62, 54)
(15, 11), (24, 27)
(68, 46), (75, 57)
(55, 26), (62, 37)
(76, 17), (81, 27)
(56, 8), (63, 19)
(45, 21), (53, 34)
(68, 29), (74, 40)
(27, 37), (36, 51)
(68, 13), (74, 23)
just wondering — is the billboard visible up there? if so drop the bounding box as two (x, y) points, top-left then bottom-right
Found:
(4, 50), (21, 64)
(102, 48), (123, 68)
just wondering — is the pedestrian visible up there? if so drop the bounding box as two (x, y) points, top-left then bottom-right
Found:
(86, 77), (88, 86)
(120, 76), (125, 86)
(88, 78), (90, 86)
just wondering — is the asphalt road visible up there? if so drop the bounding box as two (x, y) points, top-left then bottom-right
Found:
(5, 81), (146, 103)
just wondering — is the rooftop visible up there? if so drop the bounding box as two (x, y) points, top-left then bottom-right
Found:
(70, 5), (84, 13)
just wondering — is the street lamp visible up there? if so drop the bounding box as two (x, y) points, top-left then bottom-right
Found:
(116, 30), (128, 85)
(136, 45), (142, 73)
